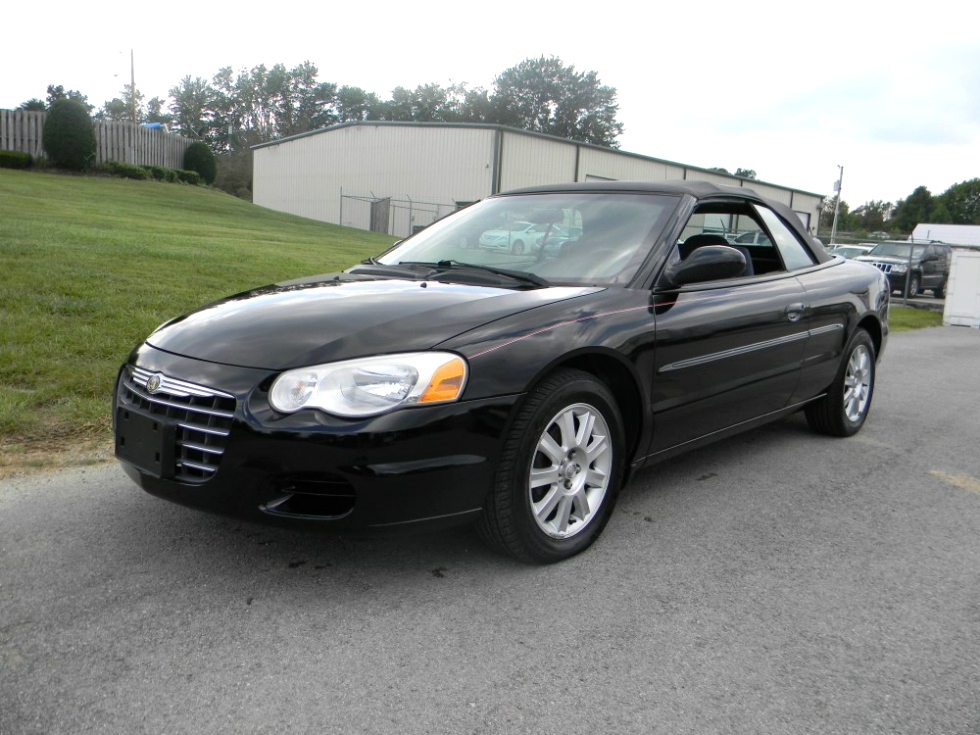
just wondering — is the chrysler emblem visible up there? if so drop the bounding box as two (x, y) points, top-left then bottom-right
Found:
(146, 373), (164, 393)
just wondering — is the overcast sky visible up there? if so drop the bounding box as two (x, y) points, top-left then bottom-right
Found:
(3, 0), (977, 208)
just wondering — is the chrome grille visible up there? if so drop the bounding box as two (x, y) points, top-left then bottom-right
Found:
(868, 261), (895, 274)
(120, 366), (236, 483)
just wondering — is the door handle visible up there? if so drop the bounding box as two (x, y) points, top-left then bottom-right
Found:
(785, 303), (805, 322)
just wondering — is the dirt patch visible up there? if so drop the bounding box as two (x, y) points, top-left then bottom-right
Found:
(0, 435), (114, 480)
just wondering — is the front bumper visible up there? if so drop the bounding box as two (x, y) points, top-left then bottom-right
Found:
(885, 273), (911, 292)
(113, 347), (519, 533)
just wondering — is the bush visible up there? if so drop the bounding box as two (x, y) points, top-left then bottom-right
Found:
(176, 169), (202, 185)
(43, 99), (97, 171)
(0, 151), (33, 169)
(183, 142), (216, 185)
(99, 161), (150, 180)
(143, 165), (178, 183)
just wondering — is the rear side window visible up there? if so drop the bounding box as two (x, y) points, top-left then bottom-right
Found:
(754, 205), (815, 271)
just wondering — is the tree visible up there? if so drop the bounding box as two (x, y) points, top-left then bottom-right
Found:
(335, 86), (381, 122)
(489, 56), (623, 147)
(145, 97), (173, 127)
(45, 85), (92, 113)
(937, 178), (980, 224)
(820, 196), (853, 231)
(852, 200), (892, 232)
(264, 61), (337, 138)
(892, 186), (934, 232)
(17, 98), (46, 111)
(168, 76), (217, 142)
(458, 87), (493, 122)
(95, 98), (130, 122)
(373, 82), (470, 122)
(96, 85), (156, 124)
(734, 168), (757, 180)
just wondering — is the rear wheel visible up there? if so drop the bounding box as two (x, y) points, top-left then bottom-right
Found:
(512, 240), (525, 255)
(805, 328), (876, 437)
(933, 280), (946, 298)
(477, 369), (624, 563)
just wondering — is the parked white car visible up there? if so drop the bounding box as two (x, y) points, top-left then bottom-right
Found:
(478, 221), (554, 254)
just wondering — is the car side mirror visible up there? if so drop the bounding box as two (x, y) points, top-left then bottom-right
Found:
(658, 245), (747, 289)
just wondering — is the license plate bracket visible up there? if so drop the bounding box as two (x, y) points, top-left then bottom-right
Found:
(115, 408), (175, 479)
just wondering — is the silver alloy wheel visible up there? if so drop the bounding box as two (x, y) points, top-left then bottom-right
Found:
(843, 343), (873, 422)
(528, 402), (613, 539)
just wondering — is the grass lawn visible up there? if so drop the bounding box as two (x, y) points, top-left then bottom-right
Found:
(0, 169), (394, 462)
(889, 304), (944, 331)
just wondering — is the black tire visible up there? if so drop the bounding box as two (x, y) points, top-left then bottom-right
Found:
(512, 240), (525, 255)
(476, 369), (625, 563)
(933, 280), (946, 298)
(805, 328), (876, 437)
(905, 274), (920, 298)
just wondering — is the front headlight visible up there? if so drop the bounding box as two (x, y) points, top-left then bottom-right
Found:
(891, 264), (908, 273)
(269, 352), (468, 418)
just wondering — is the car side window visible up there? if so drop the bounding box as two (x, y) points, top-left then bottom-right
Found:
(753, 205), (815, 271)
(672, 204), (786, 282)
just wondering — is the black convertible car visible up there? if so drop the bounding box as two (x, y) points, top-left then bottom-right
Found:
(114, 181), (889, 562)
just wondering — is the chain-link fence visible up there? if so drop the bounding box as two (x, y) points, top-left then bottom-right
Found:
(339, 191), (463, 237)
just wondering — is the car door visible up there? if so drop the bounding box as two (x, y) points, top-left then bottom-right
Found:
(645, 201), (814, 453)
(920, 245), (942, 289)
(647, 273), (809, 452)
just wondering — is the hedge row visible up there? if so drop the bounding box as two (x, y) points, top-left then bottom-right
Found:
(98, 160), (203, 185)
(0, 150), (33, 169)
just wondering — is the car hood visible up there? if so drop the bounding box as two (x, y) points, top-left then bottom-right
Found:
(146, 275), (598, 370)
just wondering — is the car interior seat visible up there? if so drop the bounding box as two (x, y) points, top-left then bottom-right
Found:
(678, 234), (754, 276)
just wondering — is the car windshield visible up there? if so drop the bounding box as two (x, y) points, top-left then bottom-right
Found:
(869, 243), (925, 258)
(376, 192), (678, 286)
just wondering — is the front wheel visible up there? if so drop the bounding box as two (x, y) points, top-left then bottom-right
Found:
(805, 328), (876, 437)
(477, 369), (624, 563)
(511, 240), (525, 255)
(904, 274), (920, 298)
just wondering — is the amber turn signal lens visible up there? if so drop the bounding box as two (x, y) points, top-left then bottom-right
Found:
(418, 357), (466, 403)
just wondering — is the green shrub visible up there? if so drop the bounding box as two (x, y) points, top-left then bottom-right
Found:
(0, 150), (33, 169)
(142, 165), (178, 182)
(176, 169), (202, 185)
(183, 142), (216, 185)
(43, 99), (97, 171)
(99, 160), (150, 180)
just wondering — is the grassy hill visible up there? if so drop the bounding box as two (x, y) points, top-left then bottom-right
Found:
(0, 169), (394, 468)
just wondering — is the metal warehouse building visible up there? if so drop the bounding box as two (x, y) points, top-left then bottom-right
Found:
(253, 121), (824, 239)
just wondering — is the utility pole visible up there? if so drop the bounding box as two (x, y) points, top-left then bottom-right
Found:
(130, 49), (136, 124)
(830, 165), (844, 246)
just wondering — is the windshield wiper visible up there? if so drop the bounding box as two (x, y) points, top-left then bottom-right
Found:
(400, 260), (551, 288)
(347, 261), (430, 279)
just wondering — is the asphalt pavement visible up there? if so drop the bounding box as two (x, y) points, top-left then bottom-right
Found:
(2, 326), (979, 735)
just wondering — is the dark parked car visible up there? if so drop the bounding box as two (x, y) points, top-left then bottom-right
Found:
(114, 181), (889, 563)
(856, 241), (951, 297)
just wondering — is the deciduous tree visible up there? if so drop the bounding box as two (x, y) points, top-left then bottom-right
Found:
(490, 56), (623, 147)
(892, 186), (934, 232)
(937, 178), (980, 224)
